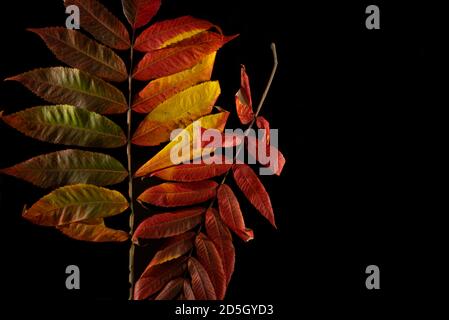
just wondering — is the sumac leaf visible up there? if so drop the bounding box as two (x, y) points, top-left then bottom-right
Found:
(217, 184), (254, 242)
(155, 278), (183, 300)
(7, 67), (127, 114)
(195, 233), (226, 300)
(135, 16), (214, 52)
(246, 135), (286, 176)
(132, 53), (216, 114)
(64, 0), (130, 50)
(133, 32), (236, 80)
(132, 207), (204, 241)
(29, 28), (127, 82)
(235, 65), (254, 125)
(122, 0), (161, 29)
(134, 257), (187, 300)
(256, 116), (271, 145)
(135, 112), (229, 177)
(183, 280), (196, 300)
(149, 232), (195, 267)
(1, 105), (126, 148)
(153, 162), (231, 182)
(57, 218), (128, 242)
(0, 149), (127, 188)
(188, 257), (217, 300)
(22, 184), (129, 226)
(232, 164), (276, 228)
(205, 208), (235, 285)
(132, 81), (220, 146)
(138, 181), (218, 207)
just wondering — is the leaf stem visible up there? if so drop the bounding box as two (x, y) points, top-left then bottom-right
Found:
(127, 30), (136, 301)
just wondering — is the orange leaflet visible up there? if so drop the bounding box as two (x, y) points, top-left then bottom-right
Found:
(134, 256), (187, 300)
(122, 0), (161, 29)
(256, 116), (271, 145)
(153, 162), (232, 182)
(217, 184), (254, 242)
(135, 16), (214, 52)
(235, 65), (254, 124)
(149, 232), (195, 267)
(57, 219), (129, 242)
(138, 181), (218, 207)
(132, 53), (216, 114)
(205, 208), (235, 285)
(195, 233), (227, 300)
(246, 135), (286, 176)
(133, 32), (237, 81)
(188, 257), (217, 300)
(132, 207), (204, 241)
(232, 164), (276, 228)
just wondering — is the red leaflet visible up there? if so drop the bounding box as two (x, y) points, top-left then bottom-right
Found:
(246, 135), (286, 176)
(235, 65), (254, 124)
(233, 164), (276, 228)
(122, 0), (161, 29)
(195, 233), (227, 300)
(132, 207), (204, 241)
(256, 116), (271, 146)
(217, 184), (254, 242)
(200, 128), (243, 149)
(134, 256), (187, 300)
(205, 208), (235, 285)
(138, 181), (218, 207)
(149, 232), (195, 267)
(188, 257), (217, 300)
(183, 279), (196, 300)
(155, 278), (183, 300)
(153, 162), (232, 182)
(135, 16), (214, 52)
(133, 32), (237, 80)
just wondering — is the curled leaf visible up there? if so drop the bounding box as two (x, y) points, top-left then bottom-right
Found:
(235, 65), (254, 124)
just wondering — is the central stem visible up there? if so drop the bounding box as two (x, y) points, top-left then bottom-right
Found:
(127, 30), (136, 301)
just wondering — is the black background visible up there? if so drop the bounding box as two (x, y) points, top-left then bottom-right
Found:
(0, 0), (444, 315)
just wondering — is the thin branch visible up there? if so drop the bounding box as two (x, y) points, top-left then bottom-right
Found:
(127, 29), (136, 301)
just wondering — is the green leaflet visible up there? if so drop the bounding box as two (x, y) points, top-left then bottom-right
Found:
(23, 184), (129, 226)
(1, 105), (126, 148)
(29, 27), (128, 82)
(7, 67), (127, 114)
(0, 149), (127, 188)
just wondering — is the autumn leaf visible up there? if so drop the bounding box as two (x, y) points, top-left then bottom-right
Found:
(153, 161), (232, 182)
(64, 0), (130, 50)
(148, 232), (195, 267)
(134, 257), (187, 300)
(256, 116), (271, 145)
(1, 105), (126, 148)
(183, 280), (196, 300)
(232, 164), (276, 227)
(0, 149), (127, 188)
(132, 81), (221, 146)
(132, 207), (204, 241)
(235, 65), (254, 124)
(135, 16), (214, 52)
(188, 257), (217, 300)
(57, 218), (129, 242)
(138, 181), (218, 207)
(155, 278), (183, 300)
(132, 53), (216, 114)
(195, 233), (226, 300)
(217, 184), (254, 242)
(22, 184), (129, 226)
(205, 208), (235, 285)
(133, 32), (237, 80)
(122, 0), (161, 29)
(7, 67), (127, 114)
(246, 135), (286, 176)
(135, 112), (230, 177)
(29, 28), (127, 82)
